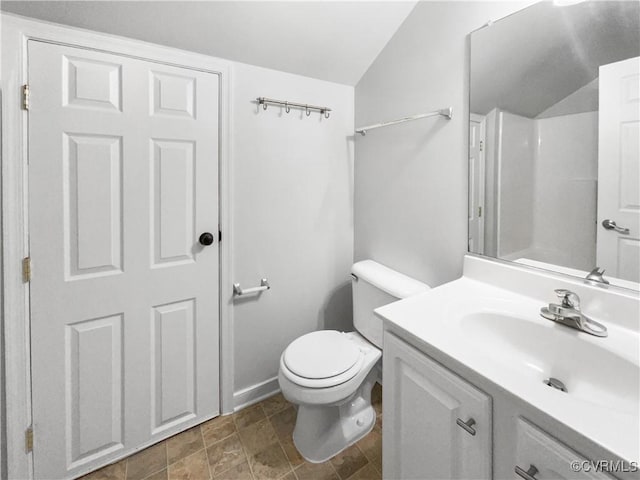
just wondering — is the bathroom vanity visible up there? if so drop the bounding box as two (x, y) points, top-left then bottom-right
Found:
(376, 256), (639, 480)
(399, 2), (640, 477)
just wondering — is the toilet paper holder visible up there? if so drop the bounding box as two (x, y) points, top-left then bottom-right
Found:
(233, 278), (270, 296)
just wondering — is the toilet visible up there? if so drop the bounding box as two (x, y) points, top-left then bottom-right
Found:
(278, 260), (429, 463)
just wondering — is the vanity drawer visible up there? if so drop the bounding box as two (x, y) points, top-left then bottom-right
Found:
(514, 417), (616, 480)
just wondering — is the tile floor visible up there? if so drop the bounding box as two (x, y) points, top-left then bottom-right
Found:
(81, 384), (383, 480)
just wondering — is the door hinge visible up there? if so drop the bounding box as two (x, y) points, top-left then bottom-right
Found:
(22, 84), (30, 111)
(478, 206), (482, 217)
(218, 230), (222, 242)
(479, 140), (484, 152)
(22, 257), (31, 283)
(25, 426), (33, 453)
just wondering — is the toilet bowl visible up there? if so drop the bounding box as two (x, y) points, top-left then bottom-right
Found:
(278, 260), (429, 463)
(278, 331), (381, 463)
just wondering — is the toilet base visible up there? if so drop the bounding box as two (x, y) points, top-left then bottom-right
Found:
(292, 371), (378, 463)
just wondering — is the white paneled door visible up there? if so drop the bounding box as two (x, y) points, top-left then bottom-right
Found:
(28, 41), (220, 479)
(597, 56), (640, 282)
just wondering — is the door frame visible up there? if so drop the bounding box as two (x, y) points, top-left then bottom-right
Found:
(1, 13), (235, 479)
(469, 113), (486, 253)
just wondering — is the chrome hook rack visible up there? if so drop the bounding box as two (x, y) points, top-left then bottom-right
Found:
(257, 97), (332, 119)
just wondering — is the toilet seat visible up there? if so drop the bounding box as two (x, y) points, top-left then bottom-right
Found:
(282, 331), (365, 388)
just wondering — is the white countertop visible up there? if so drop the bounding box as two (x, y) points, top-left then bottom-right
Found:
(375, 257), (640, 463)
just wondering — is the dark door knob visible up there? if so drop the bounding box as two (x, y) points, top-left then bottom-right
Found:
(199, 232), (215, 246)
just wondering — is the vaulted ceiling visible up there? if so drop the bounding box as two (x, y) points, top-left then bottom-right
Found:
(1, 0), (418, 86)
(470, 1), (640, 118)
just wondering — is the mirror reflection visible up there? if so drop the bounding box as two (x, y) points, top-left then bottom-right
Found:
(468, 0), (640, 289)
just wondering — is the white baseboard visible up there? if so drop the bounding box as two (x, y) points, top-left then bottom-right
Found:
(233, 376), (280, 412)
(233, 368), (382, 413)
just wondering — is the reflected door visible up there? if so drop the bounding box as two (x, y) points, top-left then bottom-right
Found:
(597, 56), (640, 282)
(468, 114), (486, 253)
(28, 41), (220, 479)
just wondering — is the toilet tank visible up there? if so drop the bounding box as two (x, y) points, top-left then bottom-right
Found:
(351, 260), (430, 348)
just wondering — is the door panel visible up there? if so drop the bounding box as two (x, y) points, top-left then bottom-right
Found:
(63, 55), (122, 111)
(151, 71), (196, 118)
(66, 133), (124, 278)
(150, 298), (197, 434)
(151, 139), (196, 266)
(28, 40), (220, 479)
(67, 314), (124, 465)
(597, 57), (640, 282)
(383, 332), (492, 480)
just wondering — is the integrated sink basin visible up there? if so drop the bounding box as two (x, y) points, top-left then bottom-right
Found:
(460, 311), (639, 416)
(375, 256), (640, 464)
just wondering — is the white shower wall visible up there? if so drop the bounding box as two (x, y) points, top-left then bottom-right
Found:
(532, 112), (598, 270)
(488, 109), (598, 270)
(494, 111), (535, 258)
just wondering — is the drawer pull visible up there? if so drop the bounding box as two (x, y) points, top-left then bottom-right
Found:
(456, 417), (476, 436)
(515, 464), (539, 480)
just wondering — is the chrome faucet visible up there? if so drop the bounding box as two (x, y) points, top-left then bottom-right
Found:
(540, 289), (608, 337)
(585, 267), (610, 285)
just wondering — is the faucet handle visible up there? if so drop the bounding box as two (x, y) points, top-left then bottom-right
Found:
(586, 267), (610, 285)
(554, 289), (580, 309)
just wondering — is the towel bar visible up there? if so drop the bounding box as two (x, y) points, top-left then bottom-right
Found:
(233, 278), (270, 296)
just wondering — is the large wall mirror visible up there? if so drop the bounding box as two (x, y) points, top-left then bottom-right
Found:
(468, 0), (640, 290)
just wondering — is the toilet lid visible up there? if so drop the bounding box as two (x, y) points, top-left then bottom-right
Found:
(283, 331), (361, 379)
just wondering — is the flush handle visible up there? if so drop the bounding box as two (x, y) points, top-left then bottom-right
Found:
(515, 464), (539, 480)
(602, 219), (630, 234)
(456, 417), (476, 436)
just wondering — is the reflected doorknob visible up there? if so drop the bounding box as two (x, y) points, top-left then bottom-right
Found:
(602, 219), (630, 234)
(199, 232), (215, 246)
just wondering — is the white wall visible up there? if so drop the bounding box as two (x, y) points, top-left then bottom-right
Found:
(532, 111), (598, 270)
(354, 1), (532, 287)
(232, 63), (354, 406)
(0, 1), (416, 86)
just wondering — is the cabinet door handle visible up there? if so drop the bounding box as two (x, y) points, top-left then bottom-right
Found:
(456, 417), (476, 436)
(515, 464), (539, 480)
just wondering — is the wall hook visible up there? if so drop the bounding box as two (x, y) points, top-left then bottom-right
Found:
(306, 105), (311, 117)
(285, 102), (291, 113)
(263, 102), (268, 111)
(324, 111), (330, 119)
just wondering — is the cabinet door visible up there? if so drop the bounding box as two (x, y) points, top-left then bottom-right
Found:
(514, 418), (615, 480)
(383, 332), (492, 480)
